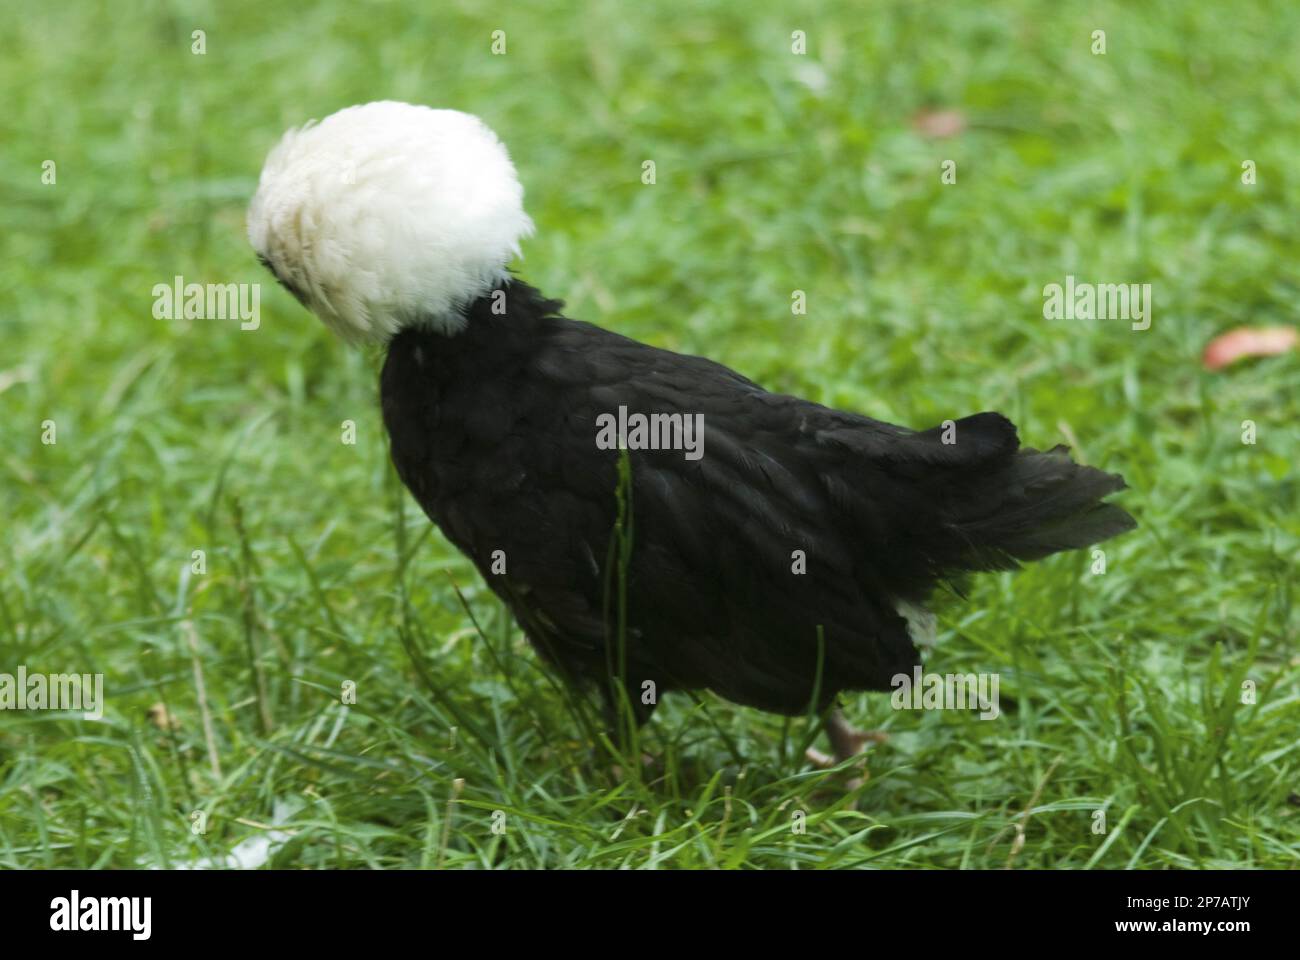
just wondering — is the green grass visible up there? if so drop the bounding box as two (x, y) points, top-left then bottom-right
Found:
(1, 0), (1298, 869)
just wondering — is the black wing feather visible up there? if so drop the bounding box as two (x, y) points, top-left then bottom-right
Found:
(381, 281), (1134, 716)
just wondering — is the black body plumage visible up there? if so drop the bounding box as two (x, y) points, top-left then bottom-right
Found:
(381, 280), (1135, 723)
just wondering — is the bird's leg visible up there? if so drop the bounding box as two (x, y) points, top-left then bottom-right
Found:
(827, 708), (888, 762)
(806, 708), (888, 779)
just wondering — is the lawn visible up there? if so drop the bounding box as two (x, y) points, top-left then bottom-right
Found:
(1, 0), (1297, 869)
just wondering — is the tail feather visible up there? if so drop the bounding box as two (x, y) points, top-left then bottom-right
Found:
(949, 444), (1136, 570)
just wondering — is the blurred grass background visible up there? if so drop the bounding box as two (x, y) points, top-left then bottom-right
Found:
(0, 0), (1297, 868)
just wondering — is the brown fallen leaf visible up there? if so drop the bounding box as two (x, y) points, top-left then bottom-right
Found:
(1202, 326), (1298, 370)
(911, 108), (966, 139)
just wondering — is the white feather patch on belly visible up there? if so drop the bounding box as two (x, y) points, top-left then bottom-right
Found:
(896, 599), (937, 649)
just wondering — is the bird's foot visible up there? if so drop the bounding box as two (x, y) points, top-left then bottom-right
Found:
(806, 709), (888, 789)
(804, 746), (839, 768)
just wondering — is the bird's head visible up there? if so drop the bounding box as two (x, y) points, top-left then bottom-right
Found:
(247, 101), (533, 343)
